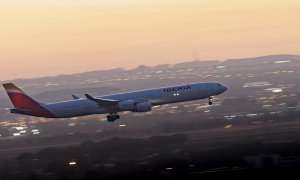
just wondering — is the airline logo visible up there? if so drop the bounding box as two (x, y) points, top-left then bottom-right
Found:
(163, 85), (192, 93)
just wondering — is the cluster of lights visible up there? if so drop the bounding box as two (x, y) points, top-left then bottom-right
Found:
(13, 126), (28, 136)
(31, 129), (40, 135)
(265, 88), (283, 93)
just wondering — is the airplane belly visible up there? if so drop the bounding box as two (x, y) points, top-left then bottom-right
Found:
(45, 101), (105, 118)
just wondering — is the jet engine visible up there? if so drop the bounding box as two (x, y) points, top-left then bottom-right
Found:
(118, 100), (135, 111)
(133, 102), (152, 112)
(118, 101), (152, 112)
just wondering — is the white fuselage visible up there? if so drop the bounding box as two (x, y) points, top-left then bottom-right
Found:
(43, 82), (227, 118)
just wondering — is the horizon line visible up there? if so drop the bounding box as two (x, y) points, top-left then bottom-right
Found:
(1, 53), (299, 82)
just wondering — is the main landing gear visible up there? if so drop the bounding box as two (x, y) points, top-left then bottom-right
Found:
(209, 96), (213, 106)
(107, 113), (120, 122)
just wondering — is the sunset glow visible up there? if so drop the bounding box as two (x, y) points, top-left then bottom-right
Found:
(1, 0), (300, 80)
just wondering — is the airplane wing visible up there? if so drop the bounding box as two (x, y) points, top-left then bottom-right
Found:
(85, 94), (119, 107)
(85, 94), (149, 114)
(72, 95), (80, 100)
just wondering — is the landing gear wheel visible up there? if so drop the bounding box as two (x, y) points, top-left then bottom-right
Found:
(107, 115), (115, 122)
(107, 114), (120, 122)
(209, 96), (213, 106)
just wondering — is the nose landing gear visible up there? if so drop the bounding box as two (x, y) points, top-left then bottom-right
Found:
(209, 96), (213, 105)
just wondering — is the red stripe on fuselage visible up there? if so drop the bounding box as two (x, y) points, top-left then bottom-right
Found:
(7, 92), (56, 118)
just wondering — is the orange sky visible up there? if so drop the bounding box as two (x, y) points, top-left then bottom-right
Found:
(1, 0), (300, 80)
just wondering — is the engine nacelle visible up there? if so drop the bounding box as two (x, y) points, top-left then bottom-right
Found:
(133, 102), (152, 112)
(118, 100), (135, 111)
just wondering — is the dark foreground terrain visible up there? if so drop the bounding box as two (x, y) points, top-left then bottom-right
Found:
(2, 120), (300, 180)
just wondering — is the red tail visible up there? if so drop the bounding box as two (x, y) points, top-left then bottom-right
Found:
(3, 83), (55, 118)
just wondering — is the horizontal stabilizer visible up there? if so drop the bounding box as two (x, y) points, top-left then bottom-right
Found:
(9, 108), (31, 114)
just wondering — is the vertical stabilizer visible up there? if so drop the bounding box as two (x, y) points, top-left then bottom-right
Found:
(3, 83), (55, 118)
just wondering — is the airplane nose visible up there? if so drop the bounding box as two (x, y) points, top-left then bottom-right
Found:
(222, 85), (228, 92)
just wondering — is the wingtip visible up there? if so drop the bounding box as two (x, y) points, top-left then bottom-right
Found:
(85, 94), (93, 99)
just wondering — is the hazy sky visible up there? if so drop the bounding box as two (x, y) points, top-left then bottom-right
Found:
(1, 0), (300, 80)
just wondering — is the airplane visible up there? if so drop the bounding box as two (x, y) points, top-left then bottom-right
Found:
(3, 82), (227, 122)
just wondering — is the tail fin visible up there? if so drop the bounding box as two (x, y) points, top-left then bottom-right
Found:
(3, 83), (40, 109)
(3, 83), (55, 118)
